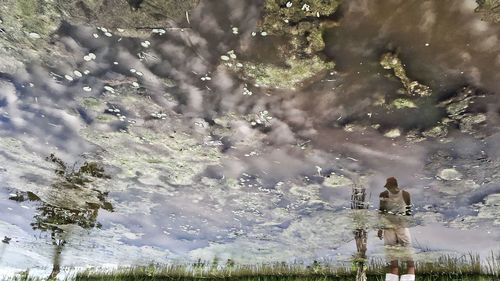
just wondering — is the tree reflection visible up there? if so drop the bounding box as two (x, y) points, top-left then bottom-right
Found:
(9, 154), (113, 280)
(0, 236), (8, 265)
(351, 183), (368, 281)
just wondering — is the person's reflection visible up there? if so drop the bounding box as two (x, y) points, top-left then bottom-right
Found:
(353, 229), (367, 281)
(377, 177), (415, 281)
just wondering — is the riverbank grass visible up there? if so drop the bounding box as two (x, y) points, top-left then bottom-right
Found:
(73, 254), (499, 281)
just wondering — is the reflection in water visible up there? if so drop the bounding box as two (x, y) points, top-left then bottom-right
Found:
(378, 177), (414, 281)
(8, 155), (112, 279)
(0, 238), (8, 264)
(351, 182), (368, 281)
(0, 0), (499, 276)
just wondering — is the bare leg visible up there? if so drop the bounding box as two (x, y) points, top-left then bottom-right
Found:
(407, 260), (415, 274)
(390, 260), (398, 275)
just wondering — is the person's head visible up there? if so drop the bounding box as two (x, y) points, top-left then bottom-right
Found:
(384, 177), (400, 194)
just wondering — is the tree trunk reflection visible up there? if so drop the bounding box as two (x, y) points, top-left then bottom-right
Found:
(351, 183), (367, 281)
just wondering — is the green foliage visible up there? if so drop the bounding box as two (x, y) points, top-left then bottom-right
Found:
(72, 255), (500, 281)
(9, 154), (113, 245)
(2, 236), (11, 244)
(30, 203), (102, 236)
(4, 258), (500, 281)
(46, 153), (110, 187)
(6, 154), (114, 279)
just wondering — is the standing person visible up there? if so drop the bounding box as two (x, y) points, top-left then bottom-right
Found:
(377, 177), (415, 281)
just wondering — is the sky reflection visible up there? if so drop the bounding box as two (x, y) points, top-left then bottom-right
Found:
(0, 0), (500, 276)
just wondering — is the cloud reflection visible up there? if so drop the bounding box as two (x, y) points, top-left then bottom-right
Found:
(0, 0), (499, 274)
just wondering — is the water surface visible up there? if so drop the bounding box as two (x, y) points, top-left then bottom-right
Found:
(0, 0), (499, 277)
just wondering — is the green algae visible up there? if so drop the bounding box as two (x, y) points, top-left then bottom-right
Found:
(459, 113), (487, 135)
(0, 0), (62, 73)
(440, 87), (480, 118)
(240, 56), (334, 89)
(81, 98), (104, 110)
(56, 0), (200, 37)
(0, 0), (200, 74)
(392, 98), (418, 109)
(224, 0), (342, 90)
(380, 52), (432, 97)
(81, 127), (223, 186)
(260, 0), (342, 37)
(2, 0), (61, 39)
(438, 87), (488, 136)
(475, 0), (500, 23)
(446, 99), (472, 117)
(422, 124), (448, 138)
